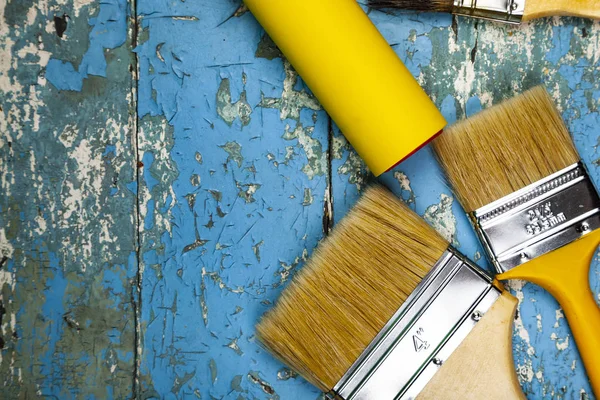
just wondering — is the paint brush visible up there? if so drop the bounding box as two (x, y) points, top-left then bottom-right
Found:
(257, 185), (524, 400)
(369, 0), (600, 24)
(432, 86), (600, 395)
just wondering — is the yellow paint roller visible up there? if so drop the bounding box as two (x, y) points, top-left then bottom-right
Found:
(244, 0), (446, 176)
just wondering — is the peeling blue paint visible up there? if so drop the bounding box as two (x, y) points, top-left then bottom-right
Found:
(46, 59), (84, 91)
(46, 0), (128, 91)
(3, 0), (600, 398)
(38, 253), (68, 396)
(135, 1), (327, 397)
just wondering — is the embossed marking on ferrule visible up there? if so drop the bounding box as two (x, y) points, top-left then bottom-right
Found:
(471, 162), (600, 273)
(524, 202), (567, 236)
(330, 249), (500, 400)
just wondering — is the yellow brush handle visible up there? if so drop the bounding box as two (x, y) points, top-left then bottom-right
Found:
(243, 0), (446, 176)
(498, 229), (600, 396)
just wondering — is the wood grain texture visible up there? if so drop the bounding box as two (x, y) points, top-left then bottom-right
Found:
(417, 292), (524, 400)
(524, 0), (600, 20)
(0, 0), (137, 397)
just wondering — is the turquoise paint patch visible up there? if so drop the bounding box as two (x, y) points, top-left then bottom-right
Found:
(46, 0), (127, 91)
(440, 94), (458, 124)
(559, 63), (586, 90)
(126, 180), (137, 195)
(142, 152), (159, 192)
(46, 60), (83, 91)
(103, 144), (117, 158)
(36, 252), (68, 397)
(465, 96), (482, 117)
(546, 24), (574, 65)
(144, 199), (155, 230)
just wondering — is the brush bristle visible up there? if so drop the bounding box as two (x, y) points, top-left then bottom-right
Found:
(369, 0), (454, 13)
(433, 86), (579, 212)
(256, 185), (449, 391)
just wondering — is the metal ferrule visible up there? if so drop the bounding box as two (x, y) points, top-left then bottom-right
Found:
(453, 0), (524, 24)
(470, 162), (600, 273)
(326, 248), (501, 400)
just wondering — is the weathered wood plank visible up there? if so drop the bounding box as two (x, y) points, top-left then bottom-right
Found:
(0, 0), (137, 397)
(135, 1), (329, 397)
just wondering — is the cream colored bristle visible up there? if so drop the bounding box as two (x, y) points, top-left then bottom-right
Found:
(433, 86), (579, 212)
(256, 185), (449, 392)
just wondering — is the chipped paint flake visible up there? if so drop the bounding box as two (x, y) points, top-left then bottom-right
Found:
(258, 61), (320, 120)
(505, 280), (538, 386)
(231, 374), (243, 392)
(216, 78), (252, 127)
(248, 371), (278, 398)
(423, 194), (458, 246)
(171, 371), (196, 394)
(219, 141), (243, 168)
(302, 188), (313, 206)
(226, 337), (243, 356)
(72, 0), (96, 18)
(276, 368), (297, 381)
(0, 229), (14, 259)
(236, 182), (261, 203)
(554, 308), (564, 328)
(190, 174), (201, 187)
(200, 275), (208, 326)
(209, 359), (218, 384)
(58, 124), (77, 148)
(274, 249), (308, 288)
(72, 139), (104, 195)
(393, 171), (416, 206)
(282, 124), (325, 179)
(550, 332), (570, 351)
(252, 240), (263, 263)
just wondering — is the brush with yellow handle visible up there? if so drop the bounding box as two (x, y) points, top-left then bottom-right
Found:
(257, 185), (525, 400)
(369, 0), (600, 24)
(433, 86), (600, 396)
(243, 0), (446, 177)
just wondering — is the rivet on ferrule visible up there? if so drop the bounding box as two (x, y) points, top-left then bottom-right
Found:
(471, 162), (600, 273)
(329, 249), (501, 400)
(452, 0), (525, 24)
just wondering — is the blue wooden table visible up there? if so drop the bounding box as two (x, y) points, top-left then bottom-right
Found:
(1, 0), (599, 398)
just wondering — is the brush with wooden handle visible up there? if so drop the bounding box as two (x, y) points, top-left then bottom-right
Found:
(433, 86), (600, 396)
(369, 0), (600, 24)
(257, 185), (524, 400)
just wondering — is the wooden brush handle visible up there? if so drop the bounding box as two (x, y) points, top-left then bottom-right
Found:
(524, 0), (600, 20)
(416, 292), (524, 400)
